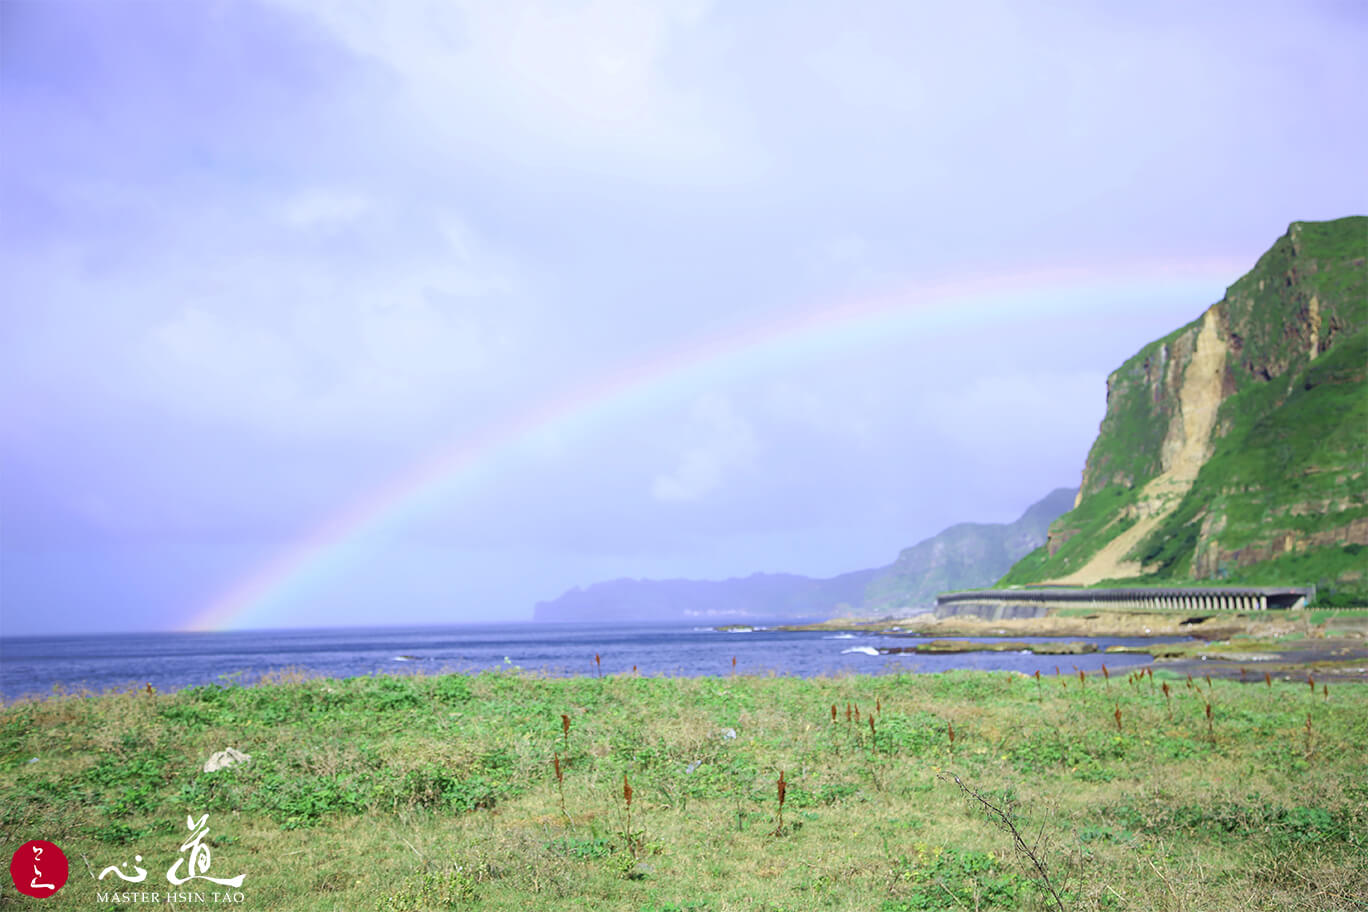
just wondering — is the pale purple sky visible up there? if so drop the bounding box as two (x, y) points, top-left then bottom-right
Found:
(2, 0), (1365, 634)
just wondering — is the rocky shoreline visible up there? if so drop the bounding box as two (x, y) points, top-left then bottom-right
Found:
(774, 609), (1368, 680)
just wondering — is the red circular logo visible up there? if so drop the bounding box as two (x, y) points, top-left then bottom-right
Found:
(10, 840), (69, 898)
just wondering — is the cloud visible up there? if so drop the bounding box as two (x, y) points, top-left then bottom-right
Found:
(923, 370), (1107, 454)
(651, 393), (757, 502)
(264, 0), (758, 185)
(280, 189), (373, 230)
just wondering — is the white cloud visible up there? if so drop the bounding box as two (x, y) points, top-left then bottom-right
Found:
(280, 189), (374, 230)
(651, 393), (757, 502)
(267, 0), (758, 183)
(923, 370), (1106, 450)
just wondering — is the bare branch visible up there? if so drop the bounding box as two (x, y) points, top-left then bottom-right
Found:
(941, 773), (1067, 912)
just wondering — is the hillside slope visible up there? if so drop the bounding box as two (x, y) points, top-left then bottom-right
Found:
(1000, 216), (1368, 603)
(534, 488), (1075, 622)
(862, 487), (1076, 613)
(532, 569), (878, 622)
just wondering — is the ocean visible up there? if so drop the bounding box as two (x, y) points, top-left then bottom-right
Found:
(0, 621), (1188, 700)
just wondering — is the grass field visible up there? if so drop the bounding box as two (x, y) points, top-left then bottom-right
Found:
(3, 668), (1365, 911)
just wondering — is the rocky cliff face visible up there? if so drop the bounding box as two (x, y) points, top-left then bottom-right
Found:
(1002, 216), (1368, 603)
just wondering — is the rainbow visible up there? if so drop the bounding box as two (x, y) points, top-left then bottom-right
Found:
(187, 256), (1246, 631)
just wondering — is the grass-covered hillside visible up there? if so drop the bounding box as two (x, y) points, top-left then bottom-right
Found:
(1002, 216), (1367, 603)
(862, 488), (1076, 614)
(3, 670), (1365, 911)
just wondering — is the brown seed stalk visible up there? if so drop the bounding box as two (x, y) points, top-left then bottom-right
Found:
(553, 752), (568, 819)
(1114, 704), (1122, 732)
(774, 769), (787, 835)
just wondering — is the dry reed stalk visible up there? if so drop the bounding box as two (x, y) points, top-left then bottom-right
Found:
(623, 773), (634, 846)
(594, 653), (602, 678)
(1078, 669), (1086, 689)
(1308, 673), (1315, 693)
(1304, 713), (1313, 756)
(1205, 701), (1214, 743)
(774, 770), (786, 835)
(1113, 704), (1122, 732)
(553, 752), (569, 820)
(1034, 669), (1042, 700)
(1204, 673), (1212, 691)
(1102, 664), (1110, 694)
(868, 714), (876, 751)
(854, 704), (861, 724)
(1323, 683), (1328, 702)
(1162, 681), (1172, 720)
(846, 702), (852, 723)
(731, 656), (736, 673)
(1240, 667), (1248, 681)
(831, 703), (837, 723)
(876, 697), (881, 715)
(561, 713), (571, 752)
(947, 720), (956, 751)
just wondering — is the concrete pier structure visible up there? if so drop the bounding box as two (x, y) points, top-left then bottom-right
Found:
(934, 585), (1313, 620)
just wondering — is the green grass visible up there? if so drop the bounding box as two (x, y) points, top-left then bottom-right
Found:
(3, 669), (1365, 911)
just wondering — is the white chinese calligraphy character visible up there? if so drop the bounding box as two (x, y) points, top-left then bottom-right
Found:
(166, 813), (244, 887)
(30, 845), (56, 891)
(98, 854), (148, 883)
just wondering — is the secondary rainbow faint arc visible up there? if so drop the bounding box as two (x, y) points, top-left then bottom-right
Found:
(187, 257), (1245, 632)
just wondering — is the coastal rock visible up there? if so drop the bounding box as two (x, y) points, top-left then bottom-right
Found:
(203, 747), (252, 773)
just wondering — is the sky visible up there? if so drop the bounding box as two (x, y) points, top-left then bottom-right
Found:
(2, 0), (1365, 635)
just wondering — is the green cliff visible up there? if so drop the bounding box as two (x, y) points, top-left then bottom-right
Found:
(1000, 216), (1368, 604)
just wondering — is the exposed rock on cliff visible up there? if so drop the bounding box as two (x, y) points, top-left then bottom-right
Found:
(1001, 216), (1368, 604)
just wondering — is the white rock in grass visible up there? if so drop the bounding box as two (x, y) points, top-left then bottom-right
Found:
(203, 747), (252, 773)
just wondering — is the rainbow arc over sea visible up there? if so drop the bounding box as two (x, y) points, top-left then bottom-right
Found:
(188, 257), (1244, 631)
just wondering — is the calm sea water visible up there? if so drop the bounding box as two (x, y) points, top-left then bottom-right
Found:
(0, 621), (1189, 700)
